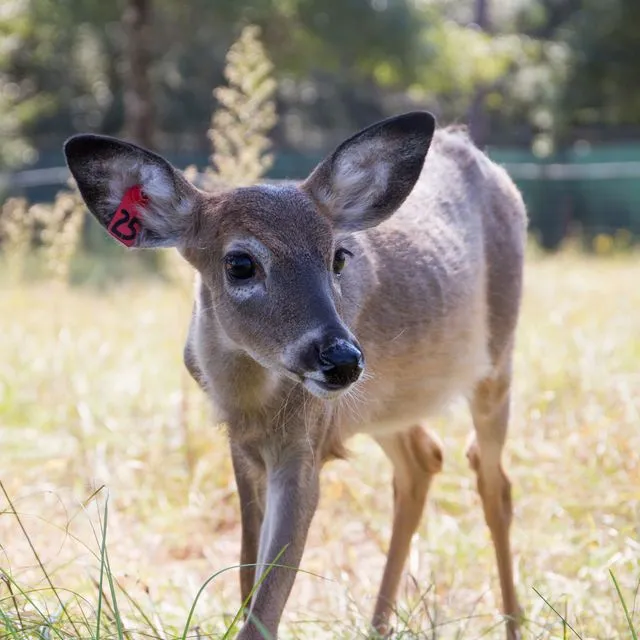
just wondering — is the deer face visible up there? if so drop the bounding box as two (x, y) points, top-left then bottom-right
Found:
(184, 184), (364, 397)
(64, 112), (434, 398)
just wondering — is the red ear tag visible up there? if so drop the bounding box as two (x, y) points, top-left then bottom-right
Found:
(107, 185), (148, 247)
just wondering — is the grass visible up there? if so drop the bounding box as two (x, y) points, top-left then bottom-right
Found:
(1, 245), (640, 638)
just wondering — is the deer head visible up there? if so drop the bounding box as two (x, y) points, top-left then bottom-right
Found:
(65, 112), (435, 398)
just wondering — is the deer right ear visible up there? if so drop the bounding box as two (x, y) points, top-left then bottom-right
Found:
(64, 134), (202, 249)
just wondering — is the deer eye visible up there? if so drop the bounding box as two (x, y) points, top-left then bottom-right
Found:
(225, 252), (256, 281)
(333, 248), (353, 275)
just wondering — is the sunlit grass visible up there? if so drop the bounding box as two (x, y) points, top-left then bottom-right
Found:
(1, 247), (640, 638)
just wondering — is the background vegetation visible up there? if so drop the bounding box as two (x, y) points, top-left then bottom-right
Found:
(2, 0), (640, 247)
(1, 1), (640, 638)
(2, 244), (640, 639)
(3, 0), (640, 161)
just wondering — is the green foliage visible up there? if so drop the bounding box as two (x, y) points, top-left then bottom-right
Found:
(0, 0), (555, 166)
(2, 0), (639, 256)
(0, 0), (120, 166)
(4, 0), (635, 167)
(412, 20), (540, 101)
(610, 570), (639, 640)
(0, 0), (426, 162)
(562, 0), (640, 127)
(510, 0), (640, 136)
(207, 25), (277, 188)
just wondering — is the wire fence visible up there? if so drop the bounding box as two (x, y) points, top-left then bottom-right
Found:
(4, 151), (640, 250)
(7, 159), (640, 189)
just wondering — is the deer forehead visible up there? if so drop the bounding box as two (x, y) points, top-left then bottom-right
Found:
(211, 184), (335, 259)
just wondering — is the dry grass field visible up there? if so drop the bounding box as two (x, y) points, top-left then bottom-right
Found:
(1, 245), (640, 639)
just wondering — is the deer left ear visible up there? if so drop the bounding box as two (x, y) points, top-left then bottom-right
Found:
(302, 111), (435, 233)
(64, 134), (202, 249)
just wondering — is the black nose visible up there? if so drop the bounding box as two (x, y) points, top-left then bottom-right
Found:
(318, 340), (364, 387)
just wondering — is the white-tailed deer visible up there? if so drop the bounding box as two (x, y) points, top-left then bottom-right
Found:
(65, 112), (526, 639)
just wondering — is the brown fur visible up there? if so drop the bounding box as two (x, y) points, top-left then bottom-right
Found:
(66, 113), (527, 640)
(184, 127), (526, 639)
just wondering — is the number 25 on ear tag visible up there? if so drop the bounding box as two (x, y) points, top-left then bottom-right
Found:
(107, 185), (148, 247)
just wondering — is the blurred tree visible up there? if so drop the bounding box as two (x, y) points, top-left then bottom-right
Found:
(513, 0), (640, 141)
(467, 0), (491, 147)
(149, 0), (427, 149)
(0, 0), (121, 168)
(562, 0), (640, 130)
(1, 0), (431, 161)
(7, 0), (637, 171)
(122, 0), (155, 149)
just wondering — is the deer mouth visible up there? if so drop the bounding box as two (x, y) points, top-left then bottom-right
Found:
(301, 375), (358, 399)
(314, 380), (347, 391)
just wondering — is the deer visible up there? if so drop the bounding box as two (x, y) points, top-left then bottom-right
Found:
(64, 111), (527, 640)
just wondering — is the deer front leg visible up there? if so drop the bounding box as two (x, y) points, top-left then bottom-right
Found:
(237, 450), (320, 640)
(231, 444), (266, 609)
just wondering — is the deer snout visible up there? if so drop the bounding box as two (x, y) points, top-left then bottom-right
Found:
(317, 339), (364, 388)
(289, 330), (365, 398)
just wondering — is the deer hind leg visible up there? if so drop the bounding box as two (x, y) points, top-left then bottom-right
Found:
(371, 425), (443, 636)
(466, 368), (522, 640)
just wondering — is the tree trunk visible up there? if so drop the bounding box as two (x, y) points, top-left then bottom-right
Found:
(122, 0), (155, 149)
(468, 0), (490, 148)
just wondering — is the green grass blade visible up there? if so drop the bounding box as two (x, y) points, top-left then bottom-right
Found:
(179, 566), (248, 640)
(221, 544), (289, 640)
(1, 572), (24, 632)
(533, 587), (583, 639)
(179, 544), (287, 640)
(104, 546), (127, 640)
(242, 614), (272, 640)
(95, 495), (126, 640)
(95, 496), (108, 640)
(0, 573), (68, 640)
(0, 480), (81, 638)
(115, 578), (164, 640)
(0, 606), (21, 639)
(610, 569), (639, 640)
